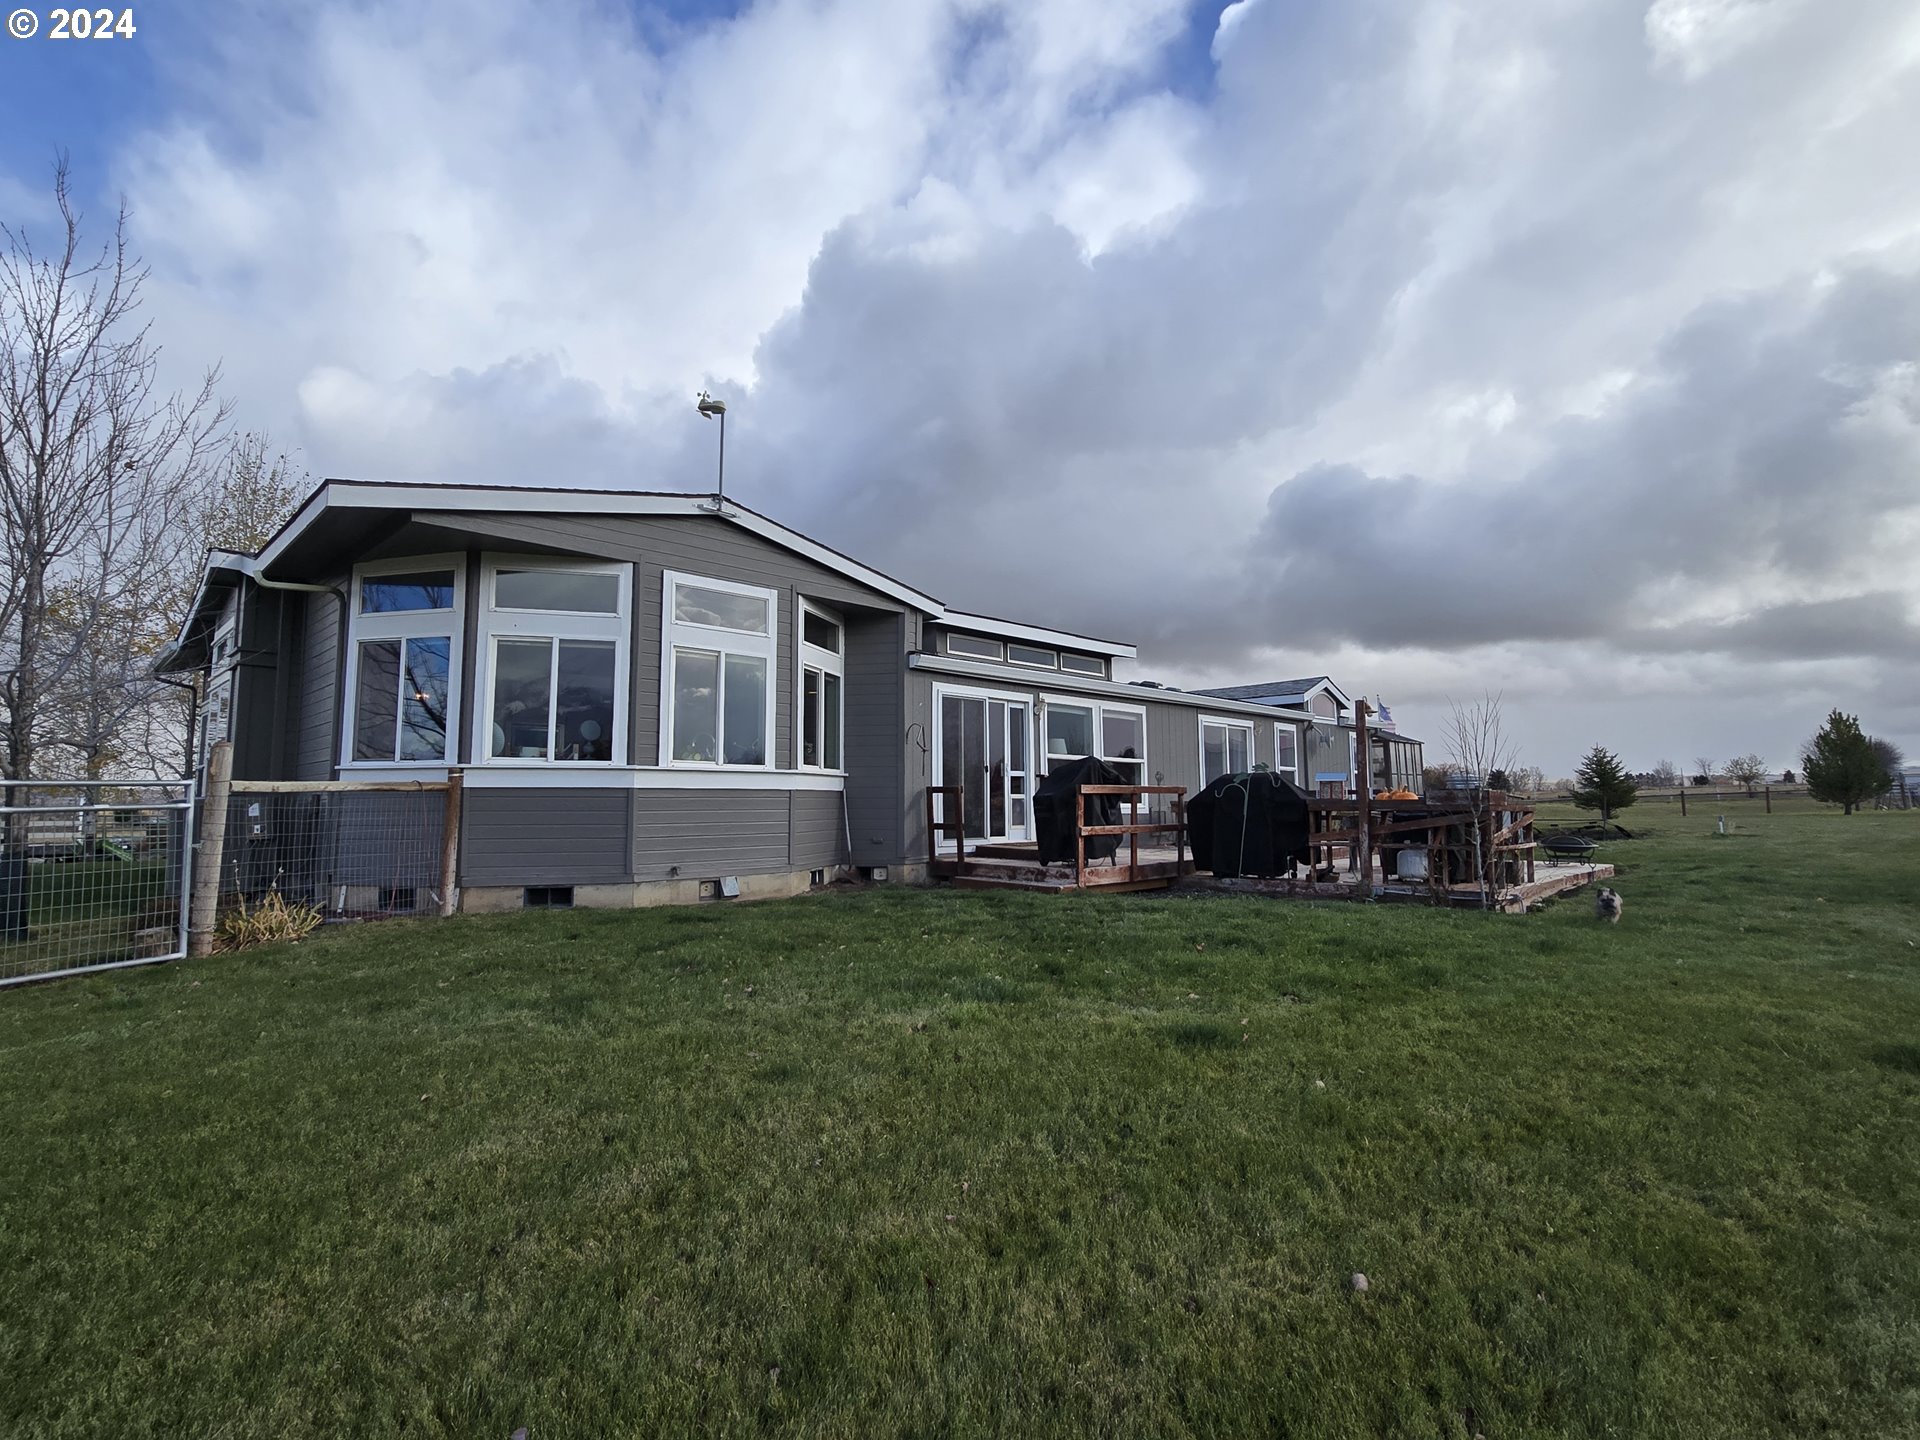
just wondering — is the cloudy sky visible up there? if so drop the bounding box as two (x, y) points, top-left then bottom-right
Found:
(3, 0), (1916, 776)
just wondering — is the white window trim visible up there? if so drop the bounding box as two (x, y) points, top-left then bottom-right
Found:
(1274, 722), (1301, 785)
(471, 555), (630, 767)
(797, 598), (846, 773)
(340, 554), (465, 768)
(1007, 643), (1058, 670)
(946, 632), (1006, 662)
(1040, 694), (1149, 783)
(1198, 714), (1256, 786)
(659, 569), (779, 770)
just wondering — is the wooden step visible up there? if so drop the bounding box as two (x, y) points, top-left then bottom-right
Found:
(952, 875), (1080, 892)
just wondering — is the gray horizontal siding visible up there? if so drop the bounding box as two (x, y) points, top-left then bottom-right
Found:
(461, 785), (851, 889)
(462, 788), (632, 886)
(843, 612), (904, 866)
(632, 789), (791, 881)
(789, 790), (847, 871)
(292, 585), (344, 781)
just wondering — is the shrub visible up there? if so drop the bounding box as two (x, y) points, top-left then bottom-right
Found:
(215, 890), (323, 952)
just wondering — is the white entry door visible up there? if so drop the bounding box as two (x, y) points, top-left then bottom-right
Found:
(935, 688), (1032, 847)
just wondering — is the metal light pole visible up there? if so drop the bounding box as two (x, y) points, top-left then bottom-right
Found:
(696, 391), (727, 500)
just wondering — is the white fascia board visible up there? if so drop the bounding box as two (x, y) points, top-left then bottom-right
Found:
(938, 610), (1136, 659)
(909, 653), (1309, 720)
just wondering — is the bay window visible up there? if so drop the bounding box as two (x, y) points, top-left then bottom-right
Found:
(1200, 717), (1254, 785)
(799, 602), (843, 770)
(344, 558), (462, 765)
(663, 572), (776, 767)
(477, 558), (628, 764)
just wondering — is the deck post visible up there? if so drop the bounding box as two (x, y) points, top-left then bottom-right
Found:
(1075, 787), (1087, 887)
(1175, 793), (1187, 872)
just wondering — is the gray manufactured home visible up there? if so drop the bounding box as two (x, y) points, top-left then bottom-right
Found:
(160, 482), (1325, 909)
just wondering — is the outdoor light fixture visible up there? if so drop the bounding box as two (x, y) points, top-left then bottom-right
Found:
(696, 390), (727, 501)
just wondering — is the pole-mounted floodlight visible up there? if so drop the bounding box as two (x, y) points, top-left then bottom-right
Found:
(696, 391), (727, 500)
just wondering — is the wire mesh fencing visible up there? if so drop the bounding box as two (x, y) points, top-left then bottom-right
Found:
(217, 783), (451, 932)
(0, 781), (193, 987)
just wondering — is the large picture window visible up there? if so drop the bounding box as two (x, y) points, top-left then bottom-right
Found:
(662, 571), (776, 767)
(1200, 717), (1254, 786)
(343, 557), (463, 766)
(476, 558), (628, 765)
(799, 601), (843, 770)
(1043, 699), (1147, 785)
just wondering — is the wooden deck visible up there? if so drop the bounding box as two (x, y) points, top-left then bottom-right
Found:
(941, 842), (1194, 894)
(928, 779), (1606, 909)
(1178, 856), (1614, 911)
(927, 785), (1190, 893)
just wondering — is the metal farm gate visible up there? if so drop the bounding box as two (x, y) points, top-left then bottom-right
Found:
(0, 780), (194, 987)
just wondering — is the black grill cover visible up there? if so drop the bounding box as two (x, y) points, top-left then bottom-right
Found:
(1187, 772), (1314, 878)
(1032, 756), (1129, 864)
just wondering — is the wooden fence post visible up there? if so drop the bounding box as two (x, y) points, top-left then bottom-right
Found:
(439, 769), (463, 917)
(1679, 786), (1687, 817)
(1075, 786), (1088, 887)
(1354, 701), (1373, 892)
(1764, 785), (1772, 815)
(188, 741), (233, 958)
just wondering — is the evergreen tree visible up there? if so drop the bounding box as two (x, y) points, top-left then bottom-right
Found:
(1803, 711), (1891, 814)
(1571, 745), (1638, 828)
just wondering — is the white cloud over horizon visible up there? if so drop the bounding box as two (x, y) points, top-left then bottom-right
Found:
(20, 0), (1918, 774)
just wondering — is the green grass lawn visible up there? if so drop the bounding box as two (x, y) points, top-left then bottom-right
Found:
(2, 806), (1917, 1437)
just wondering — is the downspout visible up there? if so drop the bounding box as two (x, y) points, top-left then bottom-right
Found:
(248, 575), (350, 778)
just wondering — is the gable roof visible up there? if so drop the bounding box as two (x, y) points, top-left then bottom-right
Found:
(160, 479), (1138, 669)
(1192, 676), (1352, 710)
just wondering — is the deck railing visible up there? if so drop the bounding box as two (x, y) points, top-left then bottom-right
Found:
(924, 782), (1191, 890)
(925, 785), (968, 870)
(1071, 785), (1188, 888)
(1304, 791), (1536, 901)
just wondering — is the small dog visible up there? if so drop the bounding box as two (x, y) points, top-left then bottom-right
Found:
(1595, 887), (1624, 924)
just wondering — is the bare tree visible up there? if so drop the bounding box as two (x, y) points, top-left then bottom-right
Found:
(43, 432), (306, 781)
(1650, 758), (1681, 789)
(1868, 737), (1907, 809)
(1441, 692), (1521, 909)
(0, 158), (231, 794)
(1693, 757), (1716, 785)
(1442, 691), (1520, 788)
(1724, 753), (1767, 796)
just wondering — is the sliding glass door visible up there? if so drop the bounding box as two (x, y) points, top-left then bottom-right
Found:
(935, 687), (1032, 848)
